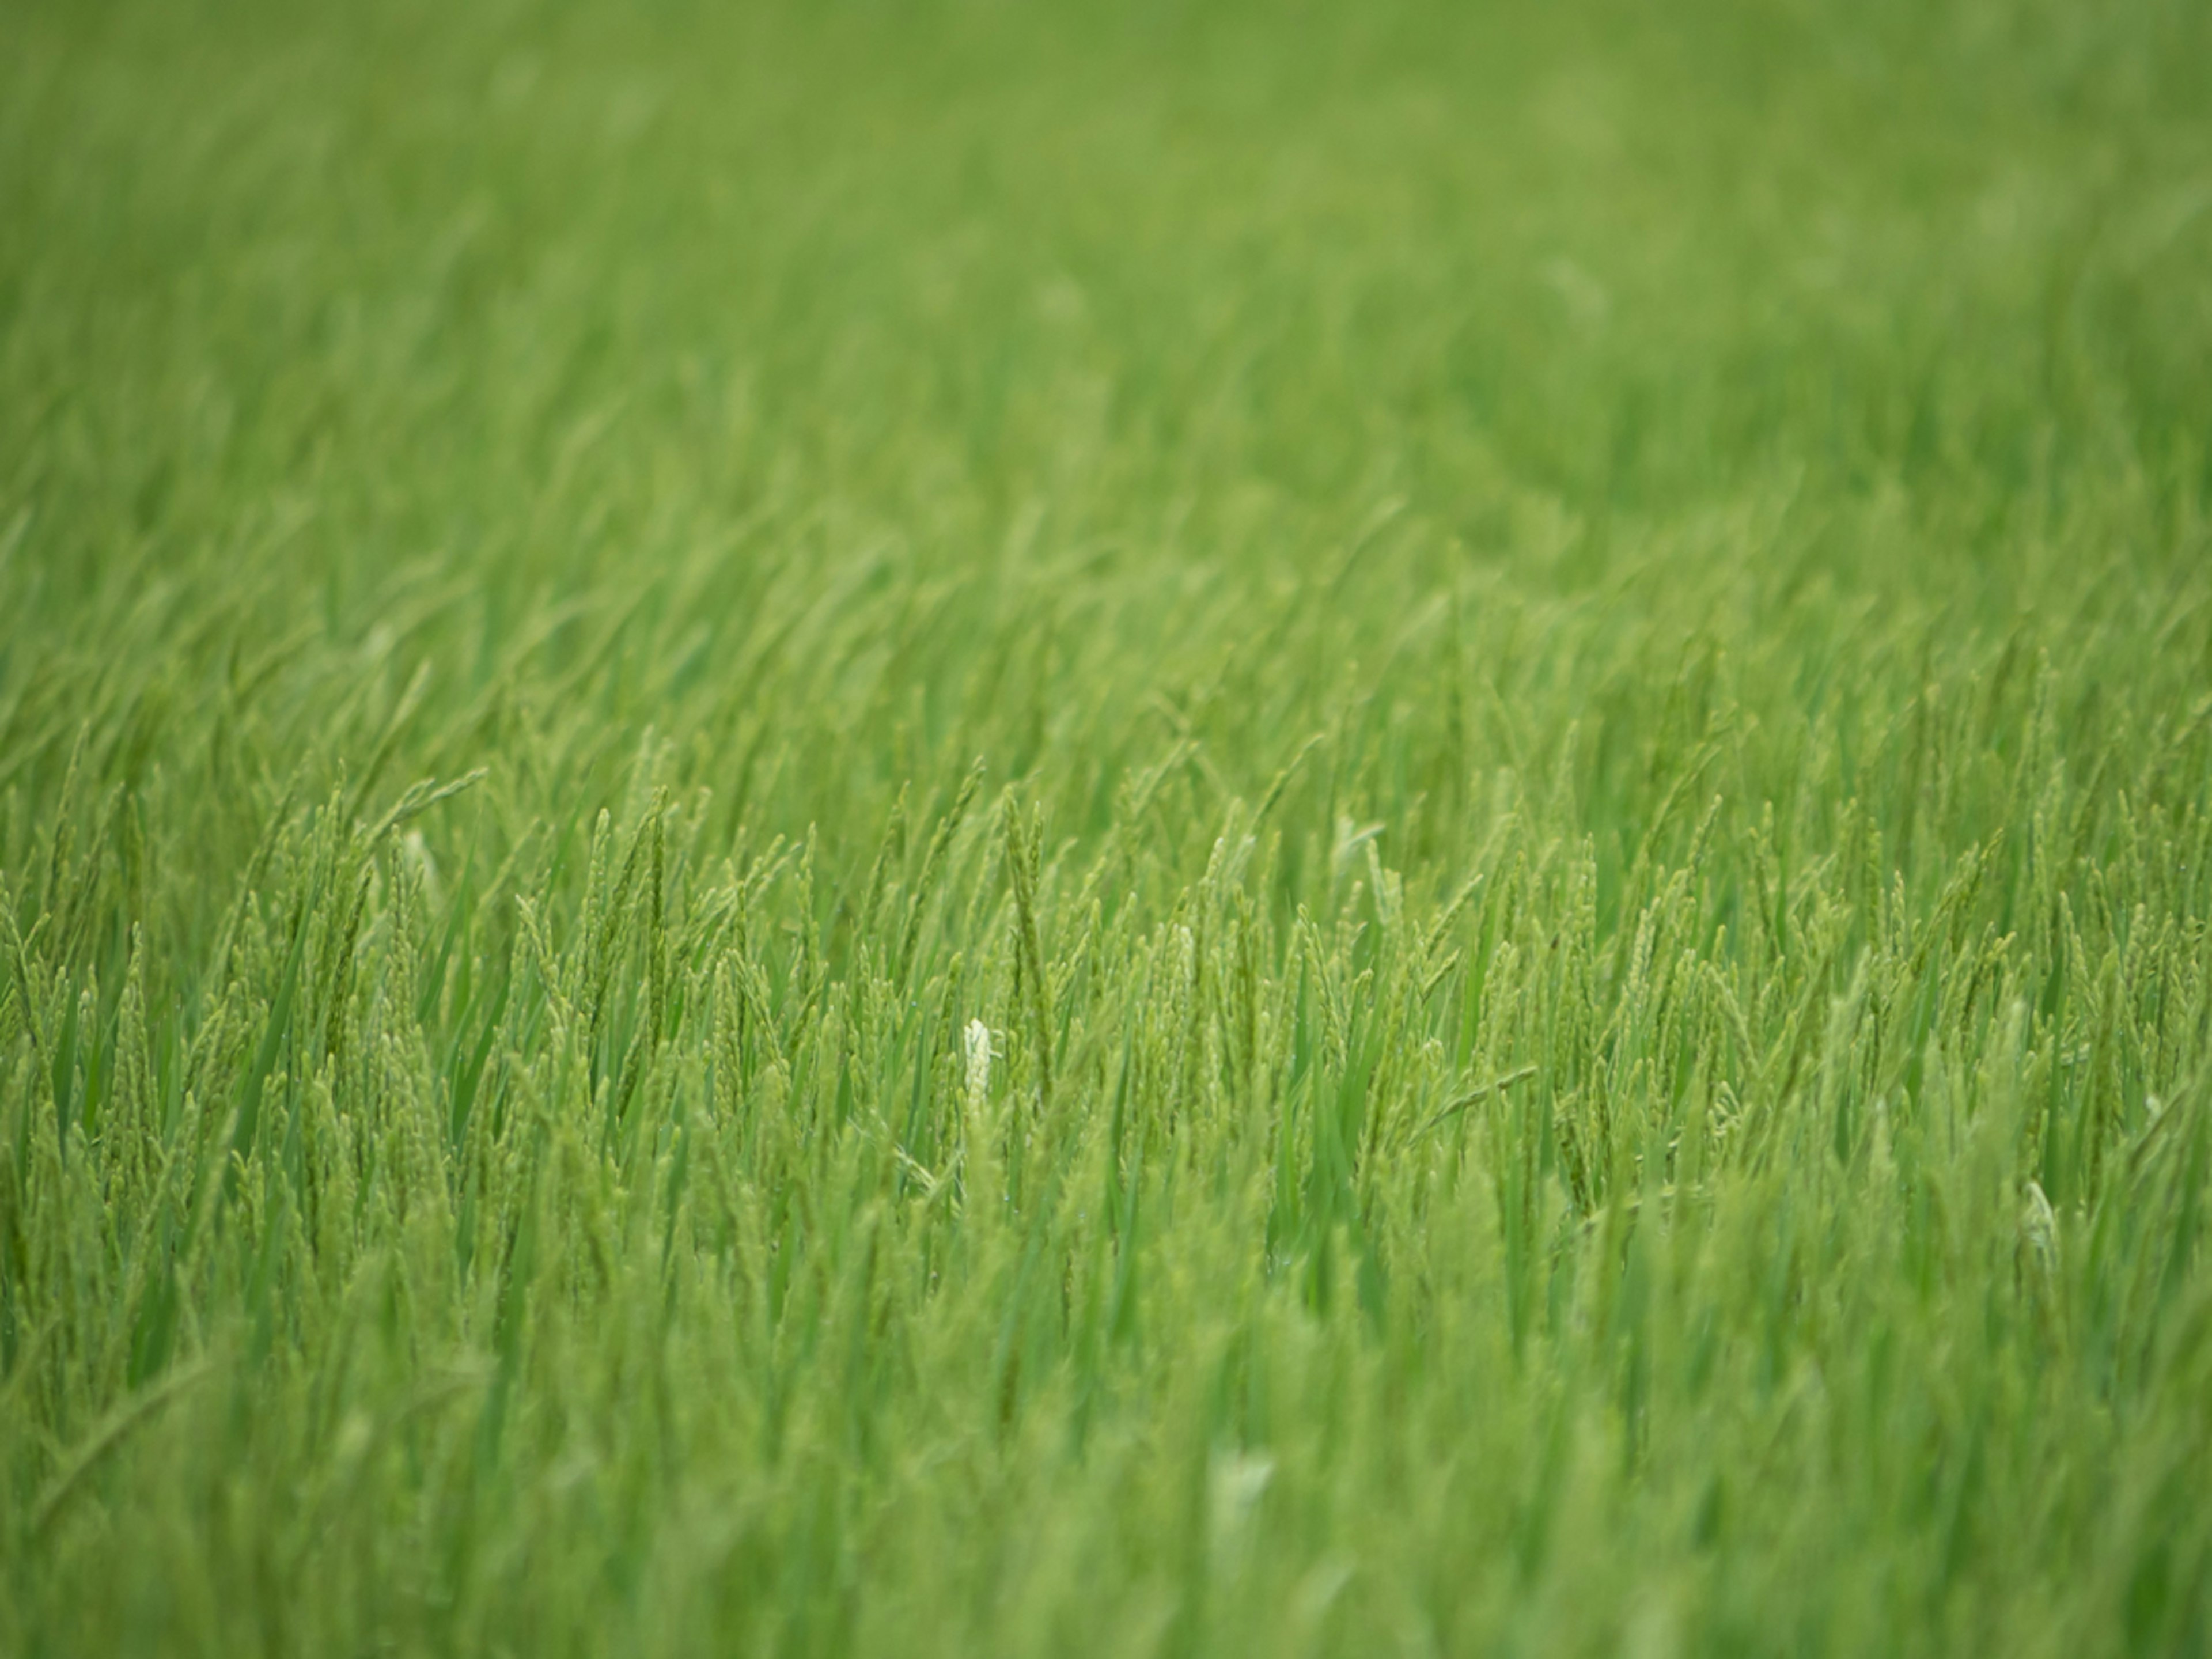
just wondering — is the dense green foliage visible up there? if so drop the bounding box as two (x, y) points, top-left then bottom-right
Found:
(4, 0), (2211, 1652)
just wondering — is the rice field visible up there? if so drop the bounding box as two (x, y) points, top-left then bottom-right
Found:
(3, 0), (2210, 1652)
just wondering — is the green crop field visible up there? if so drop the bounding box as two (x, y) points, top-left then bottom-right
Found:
(3, 0), (2210, 1652)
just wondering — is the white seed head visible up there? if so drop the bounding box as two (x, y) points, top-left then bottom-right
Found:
(964, 1018), (993, 1105)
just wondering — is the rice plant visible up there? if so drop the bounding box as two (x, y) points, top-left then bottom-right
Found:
(3, 0), (2209, 1652)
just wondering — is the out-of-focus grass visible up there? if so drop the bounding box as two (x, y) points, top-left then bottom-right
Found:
(3, 1), (2210, 1653)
